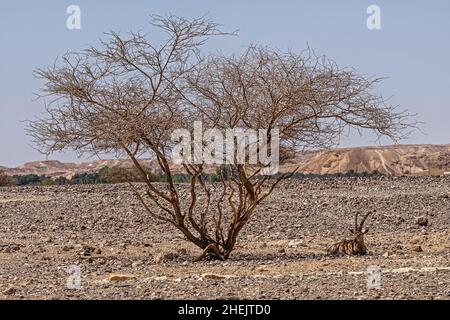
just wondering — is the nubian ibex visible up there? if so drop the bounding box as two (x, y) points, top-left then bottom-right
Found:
(327, 211), (372, 256)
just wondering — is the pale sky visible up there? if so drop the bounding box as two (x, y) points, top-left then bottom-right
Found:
(1, 0), (449, 167)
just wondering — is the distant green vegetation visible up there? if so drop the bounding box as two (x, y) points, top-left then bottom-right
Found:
(7, 166), (146, 186)
(1, 166), (146, 187)
(1, 166), (224, 187)
(0, 167), (384, 187)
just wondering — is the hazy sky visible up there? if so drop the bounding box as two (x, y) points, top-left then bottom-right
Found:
(1, 0), (449, 167)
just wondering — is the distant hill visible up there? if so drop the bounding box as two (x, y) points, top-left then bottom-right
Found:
(1, 144), (450, 178)
(297, 144), (450, 176)
(3, 159), (155, 179)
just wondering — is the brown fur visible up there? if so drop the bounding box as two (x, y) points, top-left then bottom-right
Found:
(327, 211), (372, 256)
(327, 231), (367, 256)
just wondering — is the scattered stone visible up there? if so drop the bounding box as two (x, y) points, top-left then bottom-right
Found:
(80, 245), (94, 256)
(107, 273), (136, 282)
(412, 246), (423, 253)
(0, 243), (21, 253)
(132, 261), (143, 268)
(155, 253), (164, 264)
(0, 178), (448, 299)
(287, 239), (303, 248)
(62, 245), (74, 252)
(201, 273), (235, 280)
(42, 237), (52, 243)
(3, 287), (16, 295)
(79, 245), (101, 256)
(155, 252), (178, 264)
(416, 215), (428, 227)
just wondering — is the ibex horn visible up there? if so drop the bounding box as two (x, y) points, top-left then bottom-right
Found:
(358, 211), (372, 230)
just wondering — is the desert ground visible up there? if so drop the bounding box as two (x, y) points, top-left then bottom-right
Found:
(0, 176), (449, 300)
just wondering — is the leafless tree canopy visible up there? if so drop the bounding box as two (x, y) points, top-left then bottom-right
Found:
(29, 15), (415, 260)
(186, 46), (413, 151)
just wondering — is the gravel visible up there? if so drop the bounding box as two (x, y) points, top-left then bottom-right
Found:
(0, 176), (449, 300)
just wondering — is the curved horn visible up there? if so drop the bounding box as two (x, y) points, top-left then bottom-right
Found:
(358, 211), (371, 230)
(354, 212), (359, 230)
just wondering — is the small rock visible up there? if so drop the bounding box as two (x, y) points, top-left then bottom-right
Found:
(201, 273), (234, 280)
(0, 243), (21, 253)
(382, 252), (389, 258)
(80, 245), (95, 256)
(416, 212), (429, 226)
(155, 253), (164, 264)
(42, 237), (52, 243)
(155, 252), (178, 264)
(3, 287), (16, 295)
(62, 245), (74, 252)
(287, 239), (303, 248)
(107, 273), (136, 282)
(412, 246), (423, 253)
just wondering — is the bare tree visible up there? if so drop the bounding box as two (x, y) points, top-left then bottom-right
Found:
(28, 16), (415, 260)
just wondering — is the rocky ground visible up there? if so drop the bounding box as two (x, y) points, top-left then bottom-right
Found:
(0, 176), (449, 300)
